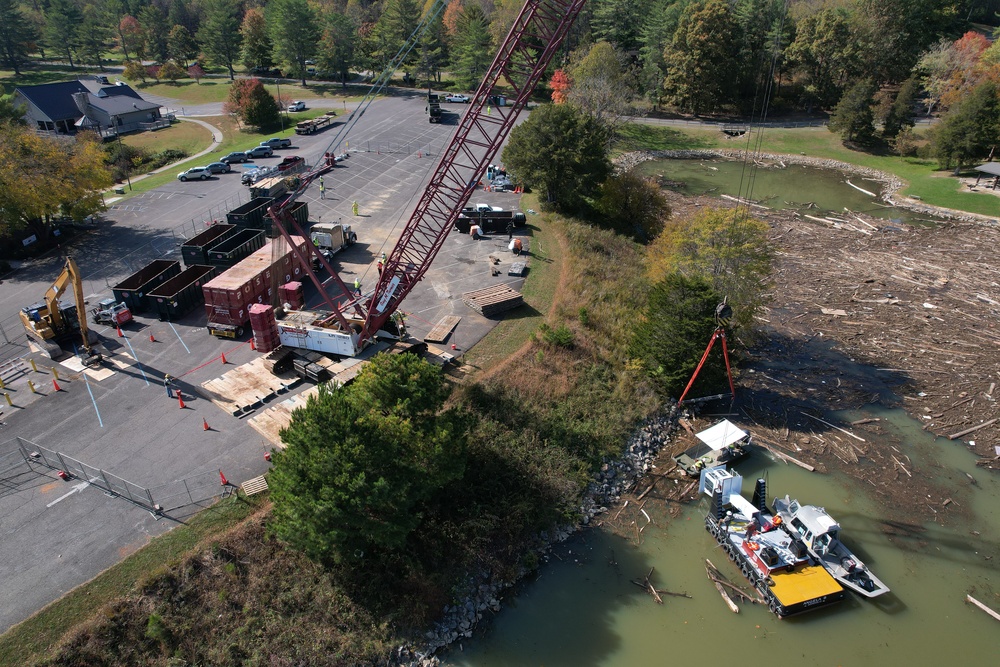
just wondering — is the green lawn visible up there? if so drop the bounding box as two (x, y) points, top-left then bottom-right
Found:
(134, 77), (361, 106)
(619, 123), (1000, 217)
(122, 118), (212, 156)
(0, 496), (265, 667)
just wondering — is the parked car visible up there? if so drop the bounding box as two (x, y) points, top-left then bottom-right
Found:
(247, 145), (274, 158)
(221, 151), (249, 164)
(177, 166), (211, 181)
(287, 100), (306, 112)
(241, 165), (276, 185)
(277, 155), (304, 172)
(205, 162), (232, 174)
(261, 137), (292, 149)
(445, 94), (470, 103)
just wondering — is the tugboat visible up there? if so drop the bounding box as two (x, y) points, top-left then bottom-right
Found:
(772, 496), (890, 598)
(674, 419), (752, 477)
(700, 466), (846, 617)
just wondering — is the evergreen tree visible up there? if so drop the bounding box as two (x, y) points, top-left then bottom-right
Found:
(267, 0), (320, 85)
(451, 3), (491, 90)
(167, 0), (196, 35)
(0, 0), (36, 76)
(270, 353), (467, 566)
(317, 13), (356, 88)
(932, 81), (1000, 172)
(783, 7), (860, 110)
(77, 5), (112, 71)
(882, 75), (920, 139)
(240, 8), (273, 73)
(591, 0), (652, 53)
(45, 0), (83, 68)
(828, 78), (877, 144)
(662, 0), (738, 114)
(638, 0), (690, 105)
(199, 0), (242, 80)
(415, 10), (446, 85)
(371, 0), (422, 76)
(731, 0), (786, 112)
(139, 5), (170, 64)
(502, 103), (611, 213)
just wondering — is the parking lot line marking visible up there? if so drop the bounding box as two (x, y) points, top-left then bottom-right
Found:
(83, 373), (104, 428)
(120, 335), (149, 386)
(168, 323), (191, 353)
(46, 481), (90, 508)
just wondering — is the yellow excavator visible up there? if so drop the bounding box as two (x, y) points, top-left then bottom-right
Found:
(20, 257), (103, 365)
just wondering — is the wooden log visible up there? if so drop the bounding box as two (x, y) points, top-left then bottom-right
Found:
(758, 442), (816, 472)
(966, 595), (1000, 622)
(706, 566), (740, 613)
(948, 418), (998, 440)
(846, 180), (877, 197)
(636, 477), (659, 501)
(645, 568), (663, 605)
(802, 413), (866, 442)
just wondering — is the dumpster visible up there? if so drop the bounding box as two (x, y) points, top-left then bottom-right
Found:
(147, 265), (218, 321)
(226, 197), (273, 229)
(112, 260), (181, 313)
(207, 229), (266, 267)
(181, 224), (236, 266)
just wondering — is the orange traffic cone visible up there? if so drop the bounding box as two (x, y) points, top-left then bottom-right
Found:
(177, 391), (185, 409)
(53, 378), (61, 392)
(219, 471), (229, 486)
(203, 418), (210, 431)
(149, 333), (156, 342)
(221, 352), (227, 365)
(116, 325), (123, 337)
(264, 451), (272, 462)
(250, 338), (256, 351)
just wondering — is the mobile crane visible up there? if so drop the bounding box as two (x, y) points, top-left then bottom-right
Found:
(260, 0), (587, 356)
(20, 257), (103, 365)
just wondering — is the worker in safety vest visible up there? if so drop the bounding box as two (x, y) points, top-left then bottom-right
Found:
(352, 201), (359, 216)
(354, 278), (361, 295)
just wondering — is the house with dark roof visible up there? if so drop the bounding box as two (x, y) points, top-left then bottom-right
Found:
(12, 78), (165, 137)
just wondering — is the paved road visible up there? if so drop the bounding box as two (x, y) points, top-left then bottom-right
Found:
(0, 92), (528, 633)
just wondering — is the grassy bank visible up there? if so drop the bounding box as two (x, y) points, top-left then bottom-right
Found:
(618, 123), (1000, 217)
(0, 497), (264, 667)
(5, 211), (661, 667)
(122, 118), (211, 157)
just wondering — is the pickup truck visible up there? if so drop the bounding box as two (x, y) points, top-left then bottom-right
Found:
(463, 203), (504, 214)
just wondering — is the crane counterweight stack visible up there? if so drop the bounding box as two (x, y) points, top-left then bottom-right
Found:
(266, 0), (588, 356)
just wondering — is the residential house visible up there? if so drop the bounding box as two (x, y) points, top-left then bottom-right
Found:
(12, 78), (165, 137)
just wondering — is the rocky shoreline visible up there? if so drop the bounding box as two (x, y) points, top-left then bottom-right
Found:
(395, 405), (680, 666)
(617, 149), (999, 224)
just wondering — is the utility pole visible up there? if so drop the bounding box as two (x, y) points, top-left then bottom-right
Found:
(114, 116), (132, 191)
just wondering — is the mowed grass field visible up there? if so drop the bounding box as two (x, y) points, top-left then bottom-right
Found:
(122, 118), (212, 156)
(617, 123), (1000, 217)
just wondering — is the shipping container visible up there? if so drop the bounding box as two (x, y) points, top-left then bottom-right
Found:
(147, 265), (217, 321)
(207, 229), (266, 266)
(112, 259), (181, 313)
(181, 224), (236, 266)
(226, 197), (273, 229)
(203, 237), (308, 336)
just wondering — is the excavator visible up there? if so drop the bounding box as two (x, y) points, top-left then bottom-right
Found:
(19, 257), (103, 366)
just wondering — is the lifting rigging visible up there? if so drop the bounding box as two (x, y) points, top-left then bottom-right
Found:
(263, 0), (588, 355)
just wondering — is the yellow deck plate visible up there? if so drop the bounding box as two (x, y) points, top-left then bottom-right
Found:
(770, 565), (842, 606)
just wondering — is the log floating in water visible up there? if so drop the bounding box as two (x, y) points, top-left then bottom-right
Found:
(846, 179), (877, 196)
(705, 559), (739, 614)
(966, 595), (1000, 622)
(802, 413), (866, 442)
(948, 418), (998, 440)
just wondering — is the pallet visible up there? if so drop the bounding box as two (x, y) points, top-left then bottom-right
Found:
(424, 315), (461, 343)
(462, 284), (523, 317)
(241, 475), (269, 497)
(202, 356), (299, 416)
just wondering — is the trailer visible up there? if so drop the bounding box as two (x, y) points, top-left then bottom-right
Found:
(249, 175), (296, 200)
(181, 224), (237, 266)
(112, 259), (181, 313)
(227, 198), (273, 229)
(203, 236), (308, 338)
(310, 221), (356, 252)
(207, 228), (266, 266)
(147, 265), (217, 321)
(295, 115), (334, 135)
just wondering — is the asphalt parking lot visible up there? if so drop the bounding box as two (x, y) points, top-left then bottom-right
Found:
(0, 92), (531, 632)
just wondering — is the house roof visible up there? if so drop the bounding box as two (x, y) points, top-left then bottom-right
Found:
(15, 81), (91, 121)
(975, 162), (1000, 177)
(15, 80), (153, 122)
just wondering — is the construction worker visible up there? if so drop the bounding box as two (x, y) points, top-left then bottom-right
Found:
(319, 177), (326, 200)
(163, 374), (173, 398)
(352, 201), (359, 216)
(380, 251), (387, 263)
(354, 278), (361, 295)
(377, 261), (383, 275)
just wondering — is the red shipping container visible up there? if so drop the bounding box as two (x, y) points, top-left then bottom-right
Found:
(202, 238), (304, 328)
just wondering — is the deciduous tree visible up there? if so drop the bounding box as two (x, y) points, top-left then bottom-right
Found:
(318, 13), (356, 88)
(783, 7), (859, 110)
(199, 0), (242, 80)
(549, 68), (571, 104)
(662, 0), (737, 114)
(267, 0), (320, 85)
(932, 81), (1000, 172)
(270, 353), (467, 566)
(567, 41), (636, 137)
(122, 59), (147, 82)
(646, 206), (772, 333)
(502, 103), (611, 213)
(240, 8), (273, 73)
(118, 14), (144, 62)
(158, 61), (186, 82)
(595, 169), (670, 241)
(223, 77), (280, 129)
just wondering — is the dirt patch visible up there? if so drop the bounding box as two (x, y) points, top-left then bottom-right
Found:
(625, 190), (1000, 525)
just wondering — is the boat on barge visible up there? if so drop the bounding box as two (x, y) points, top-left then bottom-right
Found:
(700, 466), (846, 617)
(772, 495), (890, 598)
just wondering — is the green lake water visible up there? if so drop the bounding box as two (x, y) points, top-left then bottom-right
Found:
(444, 406), (1000, 666)
(634, 158), (932, 225)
